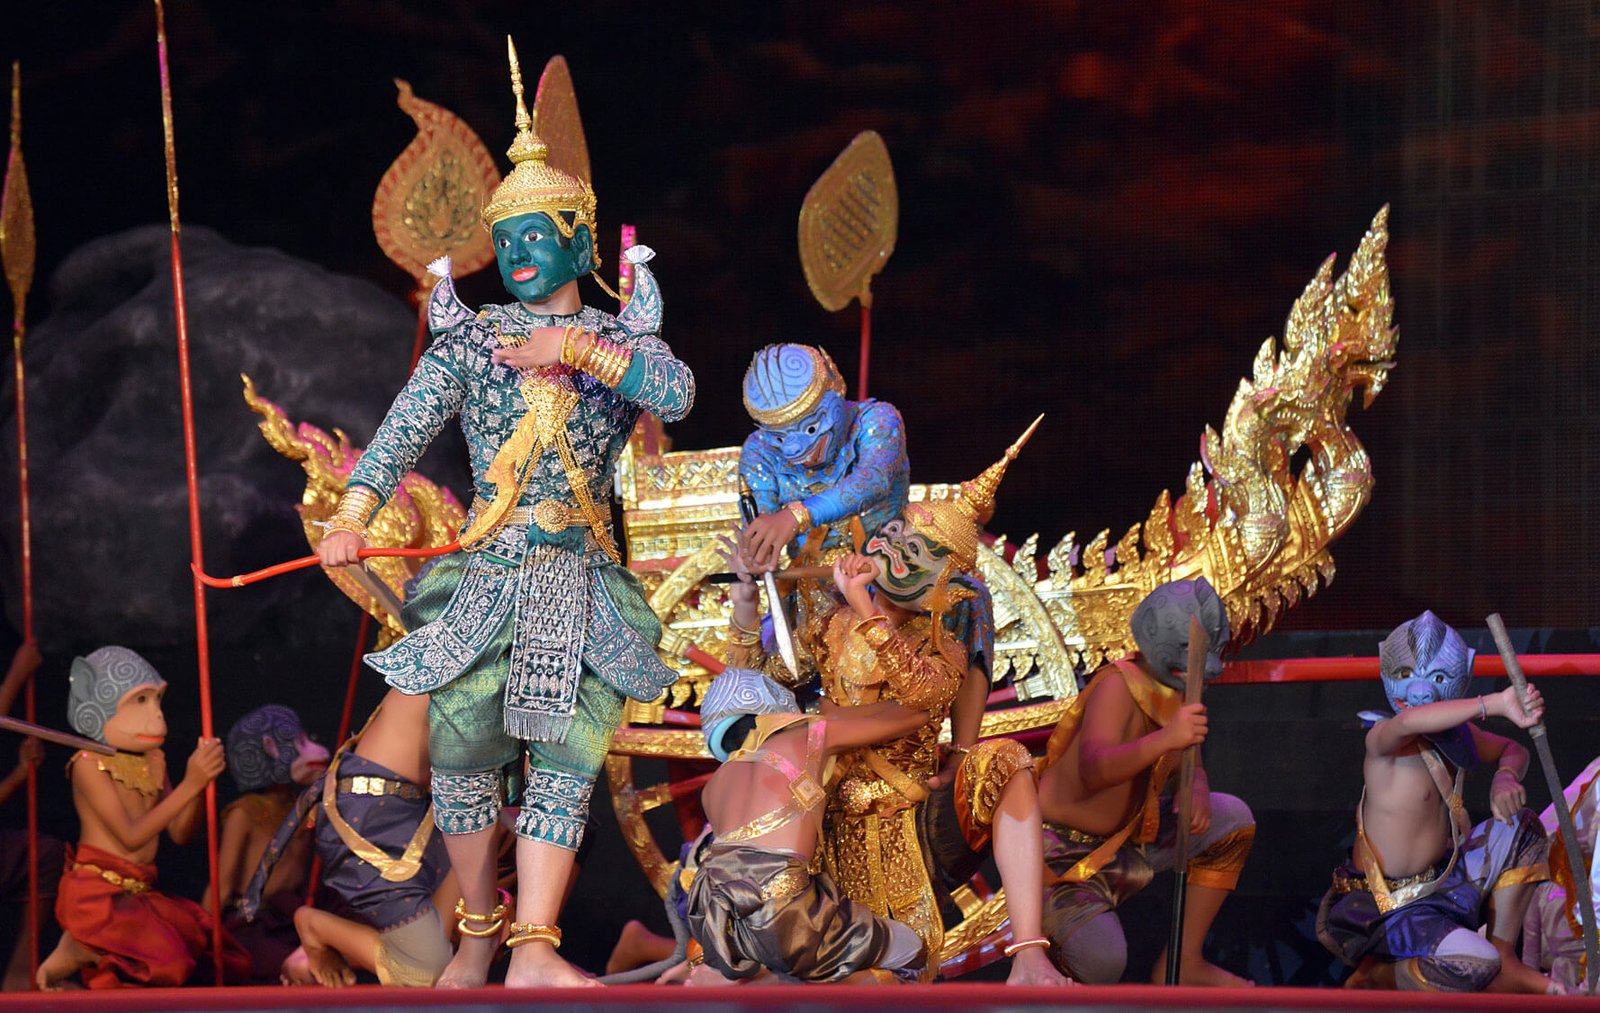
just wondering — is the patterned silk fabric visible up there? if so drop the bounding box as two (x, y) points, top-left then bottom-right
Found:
(349, 300), (693, 740)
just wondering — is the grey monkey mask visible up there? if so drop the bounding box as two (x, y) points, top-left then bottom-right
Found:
(1130, 577), (1230, 690)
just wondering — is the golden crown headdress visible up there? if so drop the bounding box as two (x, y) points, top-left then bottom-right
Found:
(903, 414), (1043, 572)
(480, 37), (598, 241)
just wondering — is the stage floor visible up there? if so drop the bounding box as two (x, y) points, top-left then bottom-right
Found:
(6, 984), (1600, 1013)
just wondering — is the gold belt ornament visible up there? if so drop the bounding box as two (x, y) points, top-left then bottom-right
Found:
(761, 866), (810, 905)
(469, 497), (595, 537)
(74, 862), (149, 895)
(339, 774), (425, 801)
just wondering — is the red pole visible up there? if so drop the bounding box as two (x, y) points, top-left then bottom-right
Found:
(153, 2), (225, 984)
(304, 610), (372, 908)
(857, 302), (871, 400)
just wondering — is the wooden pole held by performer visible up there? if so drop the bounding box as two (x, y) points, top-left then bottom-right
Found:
(152, 3), (226, 983)
(1165, 615), (1209, 986)
(1487, 612), (1599, 995)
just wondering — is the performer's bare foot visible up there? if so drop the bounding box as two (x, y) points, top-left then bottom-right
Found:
(504, 941), (600, 989)
(606, 918), (672, 975)
(280, 946), (316, 986)
(1487, 944), (1564, 995)
(436, 935), (499, 989)
(1008, 948), (1073, 986)
(36, 932), (97, 991)
(684, 962), (741, 987)
(291, 906), (357, 987)
(1149, 950), (1253, 987)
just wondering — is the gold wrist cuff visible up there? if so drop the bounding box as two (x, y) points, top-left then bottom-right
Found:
(785, 501), (813, 530)
(728, 620), (762, 647)
(327, 486), (380, 538)
(582, 336), (633, 388)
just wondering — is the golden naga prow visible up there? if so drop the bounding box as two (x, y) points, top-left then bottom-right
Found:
(241, 375), (466, 648)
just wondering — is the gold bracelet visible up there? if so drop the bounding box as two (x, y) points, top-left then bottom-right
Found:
(326, 486), (380, 538)
(558, 324), (579, 367)
(1002, 936), (1051, 957)
(505, 921), (562, 949)
(573, 328), (596, 372)
(454, 896), (508, 938)
(728, 621), (762, 647)
(854, 615), (893, 650)
(784, 500), (813, 531)
(1494, 766), (1520, 779)
(582, 336), (634, 388)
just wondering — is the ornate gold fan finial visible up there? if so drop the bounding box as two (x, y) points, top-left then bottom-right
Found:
(480, 38), (597, 237)
(371, 79), (500, 285)
(798, 130), (898, 312)
(533, 55), (591, 187)
(1, 61), (35, 310)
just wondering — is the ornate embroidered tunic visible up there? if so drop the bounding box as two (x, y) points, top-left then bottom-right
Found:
(346, 264), (694, 741)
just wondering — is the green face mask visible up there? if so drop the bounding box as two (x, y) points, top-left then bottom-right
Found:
(491, 212), (592, 304)
(863, 517), (955, 609)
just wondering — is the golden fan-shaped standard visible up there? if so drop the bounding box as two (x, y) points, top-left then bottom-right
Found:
(799, 130), (898, 312)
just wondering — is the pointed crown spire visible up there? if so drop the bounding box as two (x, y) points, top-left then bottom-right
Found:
(903, 415), (1043, 572)
(480, 37), (597, 238)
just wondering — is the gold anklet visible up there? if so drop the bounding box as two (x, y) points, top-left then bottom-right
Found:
(505, 922), (562, 949)
(1003, 936), (1051, 957)
(455, 896), (509, 938)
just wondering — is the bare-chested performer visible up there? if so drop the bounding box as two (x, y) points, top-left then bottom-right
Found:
(684, 667), (928, 984)
(38, 647), (249, 989)
(246, 689), (456, 988)
(1317, 610), (1557, 994)
(1035, 578), (1254, 986)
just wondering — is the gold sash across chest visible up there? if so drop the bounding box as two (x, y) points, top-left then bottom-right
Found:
(459, 326), (620, 563)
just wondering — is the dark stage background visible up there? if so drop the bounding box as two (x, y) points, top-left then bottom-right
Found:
(1, 0), (1598, 987)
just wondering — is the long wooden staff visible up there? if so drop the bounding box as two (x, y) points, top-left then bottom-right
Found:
(151, 2), (225, 983)
(0, 60), (39, 984)
(1165, 615), (1209, 986)
(1486, 613), (1599, 994)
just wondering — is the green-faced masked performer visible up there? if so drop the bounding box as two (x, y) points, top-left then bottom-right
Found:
(318, 39), (693, 987)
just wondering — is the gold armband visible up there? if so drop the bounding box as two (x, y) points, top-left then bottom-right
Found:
(784, 500), (813, 531)
(581, 336), (634, 388)
(854, 614), (894, 650)
(326, 486), (380, 538)
(557, 324), (581, 368)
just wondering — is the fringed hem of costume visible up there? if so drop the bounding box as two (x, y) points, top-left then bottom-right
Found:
(1187, 822), (1256, 891)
